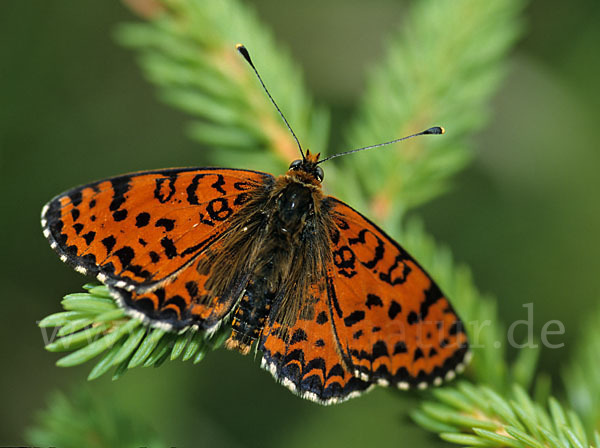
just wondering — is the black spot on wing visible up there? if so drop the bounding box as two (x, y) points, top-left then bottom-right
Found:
(126, 263), (152, 280)
(163, 295), (187, 316)
(344, 310), (365, 327)
(379, 254), (411, 286)
(149, 251), (160, 263)
(327, 364), (345, 379)
(69, 190), (83, 207)
(413, 347), (424, 362)
(393, 341), (407, 354)
(407, 311), (419, 325)
(206, 198), (232, 221)
(161, 237), (177, 259)
(449, 321), (464, 336)
(365, 293), (383, 309)
(234, 192), (250, 205)
(186, 174), (203, 205)
(154, 174), (177, 203)
(388, 300), (402, 319)
(112, 209), (127, 222)
(316, 311), (328, 325)
(155, 218), (175, 232)
(290, 328), (308, 344)
(283, 348), (304, 366)
(114, 246), (134, 268)
(135, 212), (150, 228)
(372, 341), (388, 358)
(83, 231), (96, 245)
(110, 177), (131, 211)
(333, 246), (356, 279)
(302, 357), (326, 378)
(348, 229), (385, 269)
(420, 282), (443, 320)
(211, 174), (226, 195)
(101, 235), (116, 254)
(185, 281), (199, 299)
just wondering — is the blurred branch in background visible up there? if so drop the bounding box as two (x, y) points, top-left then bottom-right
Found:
(118, 0), (329, 174)
(340, 0), (526, 226)
(26, 388), (164, 448)
(399, 219), (539, 393)
(31, 0), (600, 446)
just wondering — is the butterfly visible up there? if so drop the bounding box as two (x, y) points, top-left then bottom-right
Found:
(41, 44), (470, 404)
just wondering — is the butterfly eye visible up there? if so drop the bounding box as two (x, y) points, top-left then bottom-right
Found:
(315, 166), (324, 182)
(289, 159), (303, 170)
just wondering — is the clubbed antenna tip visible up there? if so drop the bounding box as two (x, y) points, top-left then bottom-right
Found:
(235, 43), (304, 158)
(236, 43), (252, 65)
(424, 126), (445, 135)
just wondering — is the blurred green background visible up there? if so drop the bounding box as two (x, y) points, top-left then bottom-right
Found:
(1, 0), (599, 446)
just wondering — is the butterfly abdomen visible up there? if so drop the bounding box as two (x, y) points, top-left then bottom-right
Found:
(225, 275), (276, 354)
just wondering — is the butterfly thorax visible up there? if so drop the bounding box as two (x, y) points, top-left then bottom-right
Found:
(223, 166), (333, 354)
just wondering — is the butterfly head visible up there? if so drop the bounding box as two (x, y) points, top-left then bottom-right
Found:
(287, 149), (324, 185)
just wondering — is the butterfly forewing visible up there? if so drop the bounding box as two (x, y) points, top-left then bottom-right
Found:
(42, 167), (272, 330)
(325, 198), (470, 388)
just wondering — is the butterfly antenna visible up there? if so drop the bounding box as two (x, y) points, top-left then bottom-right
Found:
(317, 126), (445, 164)
(236, 44), (305, 159)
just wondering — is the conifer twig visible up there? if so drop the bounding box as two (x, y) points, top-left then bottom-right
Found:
(413, 382), (598, 448)
(39, 284), (229, 379)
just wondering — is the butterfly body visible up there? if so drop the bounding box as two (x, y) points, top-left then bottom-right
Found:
(220, 151), (332, 354)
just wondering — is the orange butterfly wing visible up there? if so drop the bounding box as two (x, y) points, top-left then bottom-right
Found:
(260, 281), (373, 405)
(325, 198), (470, 389)
(41, 168), (272, 330)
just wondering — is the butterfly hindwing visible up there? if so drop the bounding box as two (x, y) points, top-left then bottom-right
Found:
(325, 197), (470, 389)
(42, 167), (272, 330)
(260, 281), (373, 405)
(112, 254), (250, 331)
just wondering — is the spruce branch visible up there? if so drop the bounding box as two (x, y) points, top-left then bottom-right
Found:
(39, 284), (229, 379)
(412, 381), (599, 448)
